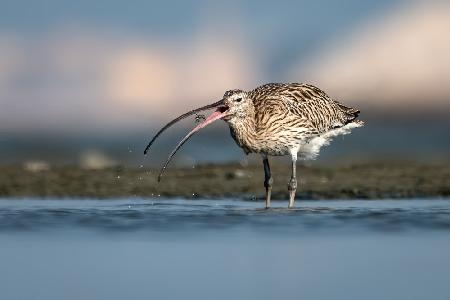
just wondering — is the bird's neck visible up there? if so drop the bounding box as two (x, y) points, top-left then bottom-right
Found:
(227, 114), (260, 154)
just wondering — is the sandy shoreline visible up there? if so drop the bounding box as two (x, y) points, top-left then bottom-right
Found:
(0, 162), (449, 199)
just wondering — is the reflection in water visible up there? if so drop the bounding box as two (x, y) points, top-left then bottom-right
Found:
(1, 199), (450, 300)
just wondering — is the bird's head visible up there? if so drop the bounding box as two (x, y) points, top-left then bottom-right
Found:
(221, 89), (253, 123)
(144, 88), (253, 181)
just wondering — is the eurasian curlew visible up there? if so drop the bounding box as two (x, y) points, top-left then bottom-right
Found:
(144, 83), (364, 208)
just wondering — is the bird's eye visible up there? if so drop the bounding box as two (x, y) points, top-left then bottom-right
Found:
(235, 98), (242, 102)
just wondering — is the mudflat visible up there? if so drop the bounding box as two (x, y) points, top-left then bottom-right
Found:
(1, 161), (449, 199)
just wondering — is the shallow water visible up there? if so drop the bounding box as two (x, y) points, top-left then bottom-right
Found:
(1, 199), (450, 300)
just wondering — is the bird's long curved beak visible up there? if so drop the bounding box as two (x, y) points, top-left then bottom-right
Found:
(143, 99), (230, 182)
(144, 99), (226, 155)
(157, 104), (230, 181)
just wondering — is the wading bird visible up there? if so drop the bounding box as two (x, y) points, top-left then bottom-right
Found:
(144, 83), (363, 208)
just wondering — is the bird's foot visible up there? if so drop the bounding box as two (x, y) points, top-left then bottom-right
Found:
(288, 200), (295, 209)
(265, 198), (271, 209)
(288, 178), (297, 208)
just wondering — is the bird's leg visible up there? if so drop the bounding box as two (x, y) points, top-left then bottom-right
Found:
(288, 154), (297, 209)
(263, 157), (273, 209)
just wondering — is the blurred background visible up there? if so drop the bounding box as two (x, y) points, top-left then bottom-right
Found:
(1, 4), (450, 299)
(1, 0), (449, 168)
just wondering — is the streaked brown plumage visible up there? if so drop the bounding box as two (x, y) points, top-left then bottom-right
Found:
(145, 83), (364, 208)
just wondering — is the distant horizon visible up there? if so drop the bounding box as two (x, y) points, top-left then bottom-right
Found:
(1, 114), (449, 167)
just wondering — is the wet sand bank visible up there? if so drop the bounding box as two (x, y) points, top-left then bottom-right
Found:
(0, 162), (449, 199)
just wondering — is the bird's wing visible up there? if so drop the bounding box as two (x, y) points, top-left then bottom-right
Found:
(252, 83), (361, 136)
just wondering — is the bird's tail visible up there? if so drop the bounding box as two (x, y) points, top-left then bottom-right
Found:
(337, 103), (363, 125)
(352, 119), (365, 127)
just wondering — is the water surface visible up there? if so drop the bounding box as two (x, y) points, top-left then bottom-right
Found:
(1, 199), (450, 300)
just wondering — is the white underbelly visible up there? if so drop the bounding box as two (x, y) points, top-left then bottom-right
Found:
(260, 122), (363, 159)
